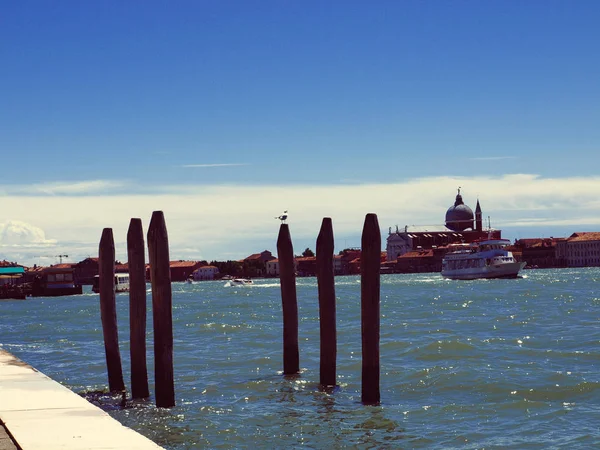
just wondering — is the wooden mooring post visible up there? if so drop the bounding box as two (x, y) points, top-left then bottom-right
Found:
(361, 213), (381, 405)
(316, 218), (337, 387)
(98, 228), (125, 393)
(277, 223), (299, 375)
(127, 218), (149, 399)
(147, 211), (175, 408)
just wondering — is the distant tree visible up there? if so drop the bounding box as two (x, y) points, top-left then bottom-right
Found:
(302, 248), (315, 257)
(242, 259), (265, 278)
(210, 260), (242, 277)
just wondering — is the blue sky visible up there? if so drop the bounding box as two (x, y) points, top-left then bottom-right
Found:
(1, 1), (600, 265)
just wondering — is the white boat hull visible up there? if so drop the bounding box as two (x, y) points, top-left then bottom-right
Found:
(225, 278), (253, 287)
(442, 261), (526, 280)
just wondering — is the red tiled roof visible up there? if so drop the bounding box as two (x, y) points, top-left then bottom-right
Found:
(53, 263), (75, 269)
(568, 232), (600, 242)
(242, 251), (275, 262)
(43, 266), (74, 273)
(0, 260), (24, 267)
(169, 260), (201, 268)
(529, 239), (557, 248)
(398, 250), (434, 258)
(75, 258), (99, 267)
(516, 239), (544, 247)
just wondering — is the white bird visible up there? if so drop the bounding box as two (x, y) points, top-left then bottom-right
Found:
(276, 210), (288, 223)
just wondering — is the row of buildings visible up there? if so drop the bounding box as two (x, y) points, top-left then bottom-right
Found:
(1, 228), (599, 292)
(383, 190), (600, 272)
(0, 248), (367, 286)
(2, 191), (600, 284)
(2, 231), (600, 288)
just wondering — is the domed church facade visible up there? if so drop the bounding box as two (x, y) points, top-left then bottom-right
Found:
(445, 187), (478, 232)
(385, 188), (500, 262)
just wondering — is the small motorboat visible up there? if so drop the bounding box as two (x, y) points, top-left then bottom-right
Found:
(225, 278), (253, 287)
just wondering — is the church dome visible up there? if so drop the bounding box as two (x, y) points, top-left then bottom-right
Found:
(445, 190), (474, 232)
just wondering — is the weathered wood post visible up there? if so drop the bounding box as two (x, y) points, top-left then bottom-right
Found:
(316, 217), (337, 387)
(98, 228), (125, 393)
(361, 213), (381, 405)
(147, 211), (175, 407)
(127, 218), (149, 399)
(277, 223), (299, 375)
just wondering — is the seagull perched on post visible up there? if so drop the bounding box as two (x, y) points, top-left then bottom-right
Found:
(276, 210), (288, 223)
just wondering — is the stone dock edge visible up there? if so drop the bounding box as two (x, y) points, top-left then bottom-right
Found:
(0, 348), (164, 449)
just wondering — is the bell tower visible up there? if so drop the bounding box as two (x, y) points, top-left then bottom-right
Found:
(475, 199), (482, 232)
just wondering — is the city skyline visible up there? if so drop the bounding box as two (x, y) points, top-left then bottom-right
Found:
(2, 1), (600, 266)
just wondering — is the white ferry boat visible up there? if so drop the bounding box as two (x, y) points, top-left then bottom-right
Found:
(441, 239), (526, 280)
(92, 273), (130, 293)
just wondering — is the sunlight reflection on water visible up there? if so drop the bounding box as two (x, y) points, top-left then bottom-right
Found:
(1, 269), (600, 448)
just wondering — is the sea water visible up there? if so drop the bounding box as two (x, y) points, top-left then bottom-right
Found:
(1, 269), (599, 449)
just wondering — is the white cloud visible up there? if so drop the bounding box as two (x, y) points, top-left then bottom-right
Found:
(0, 220), (57, 246)
(0, 220), (59, 264)
(0, 180), (126, 196)
(1, 173), (600, 266)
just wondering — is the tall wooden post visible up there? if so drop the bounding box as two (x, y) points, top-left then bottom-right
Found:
(277, 224), (299, 375)
(361, 213), (381, 405)
(147, 211), (175, 407)
(316, 218), (337, 387)
(127, 218), (149, 399)
(98, 228), (125, 393)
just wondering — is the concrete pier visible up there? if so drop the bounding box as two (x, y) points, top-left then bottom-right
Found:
(0, 349), (163, 449)
(0, 422), (17, 450)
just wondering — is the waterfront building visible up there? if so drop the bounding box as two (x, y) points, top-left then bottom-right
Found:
(192, 265), (220, 281)
(0, 265), (25, 286)
(555, 232), (600, 267)
(386, 189), (501, 262)
(396, 247), (449, 273)
(241, 250), (276, 277)
(338, 252), (387, 275)
(265, 258), (301, 277)
(296, 256), (317, 277)
(31, 265), (82, 297)
(146, 260), (205, 281)
(244, 250), (276, 264)
(168, 261), (205, 281)
(335, 249), (361, 275)
(74, 257), (99, 285)
(513, 238), (565, 268)
(333, 254), (344, 275)
(265, 259), (279, 276)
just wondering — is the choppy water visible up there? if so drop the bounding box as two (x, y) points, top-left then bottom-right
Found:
(1, 269), (599, 449)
